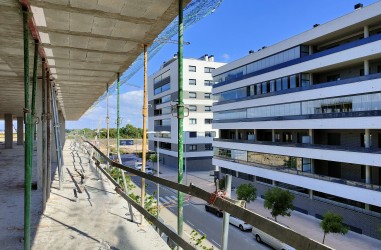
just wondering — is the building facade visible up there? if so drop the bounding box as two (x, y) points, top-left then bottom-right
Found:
(212, 3), (381, 238)
(148, 55), (225, 171)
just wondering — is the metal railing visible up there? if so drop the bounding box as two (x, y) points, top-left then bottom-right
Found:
(83, 139), (332, 250)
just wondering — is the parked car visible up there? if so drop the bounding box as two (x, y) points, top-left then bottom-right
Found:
(252, 227), (296, 250)
(229, 216), (252, 231)
(145, 167), (154, 175)
(205, 203), (223, 217)
(134, 162), (142, 170)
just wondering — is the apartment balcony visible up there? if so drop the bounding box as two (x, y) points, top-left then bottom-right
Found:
(213, 156), (381, 207)
(213, 138), (381, 167)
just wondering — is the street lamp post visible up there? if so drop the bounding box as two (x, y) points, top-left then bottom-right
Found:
(147, 130), (170, 219)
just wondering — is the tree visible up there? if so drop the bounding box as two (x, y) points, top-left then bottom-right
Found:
(263, 187), (295, 222)
(218, 178), (225, 190)
(236, 183), (257, 203)
(320, 212), (348, 244)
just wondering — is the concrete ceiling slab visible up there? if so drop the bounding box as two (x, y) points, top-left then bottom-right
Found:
(0, 0), (190, 120)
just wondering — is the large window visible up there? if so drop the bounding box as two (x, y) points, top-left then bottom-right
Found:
(204, 106), (212, 112)
(215, 92), (381, 121)
(154, 70), (170, 84)
(214, 46), (301, 83)
(189, 65), (196, 72)
(154, 83), (170, 95)
(189, 131), (197, 138)
(204, 93), (211, 99)
(189, 145), (197, 151)
(189, 92), (197, 98)
(205, 144), (213, 150)
(189, 118), (197, 125)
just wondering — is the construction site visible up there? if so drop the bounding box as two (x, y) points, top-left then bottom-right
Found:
(2, 1), (380, 250)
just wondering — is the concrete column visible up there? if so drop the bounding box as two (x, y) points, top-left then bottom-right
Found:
(309, 45), (313, 55)
(308, 129), (314, 144)
(272, 129), (275, 142)
(4, 114), (13, 149)
(364, 129), (371, 184)
(365, 204), (370, 210)
(272, 180), (276, 186)
(364, 60), (369, 76)
(364, 25), (369, 38)
(365, 165), (371, 185)
(364, 129), (370, 148)
(310, 159), (315, 174)
(235, 129), (239, 140)
(17, 117), (23, 145)
(309, 189), (313, 199)
(309, 73), (313, 85)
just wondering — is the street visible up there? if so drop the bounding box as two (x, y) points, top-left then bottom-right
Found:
(131, 176), (270, 250)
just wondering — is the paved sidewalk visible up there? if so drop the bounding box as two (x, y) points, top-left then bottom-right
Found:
(156, 164), (381, 250)
(31, 140), (169, 250)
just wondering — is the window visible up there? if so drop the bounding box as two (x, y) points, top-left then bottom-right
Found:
(282, 76), (289, 90)
(204, 93), (211, 99)
(189, 131), (197, 138)
(205, 144), (213, 150)
(154, 83), (170, 95)
(204, 80), (213, 86)
(204, 67), (215, 73)
(189, 65), (196, 72)
(189, 79), (196, 85)
(189, 118), (197, 125)
(189, 145), (197, 151)
(256, 83), (262, 95)
(205, 118), (213, 124)
(189, 105), (197, 111)
(205, 131), (216, 137)
(261, 82), (268, 94)
(269, 80), (275, 92)
(276, 78), (282, 91)
(189, 92), (197, 98)
(205, 106), (212, 112)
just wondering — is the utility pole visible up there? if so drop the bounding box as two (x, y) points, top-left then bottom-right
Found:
(177, 0), (184, 241)
(141, 44), (148, 225)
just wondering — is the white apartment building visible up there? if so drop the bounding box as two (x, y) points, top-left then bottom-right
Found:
(212, 2), (381, 239)
(148, 55), (225, 171)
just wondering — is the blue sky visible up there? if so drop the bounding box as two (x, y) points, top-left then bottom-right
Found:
(4, 0), (378, 130)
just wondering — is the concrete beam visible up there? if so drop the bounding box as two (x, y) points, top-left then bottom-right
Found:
(29, 0), (156, 25)
(42, 44), (135, 56)
(4, 113), (13, 148)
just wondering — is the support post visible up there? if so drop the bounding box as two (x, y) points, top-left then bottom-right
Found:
(141, 44), (148, 225)
(364, 60), (369, 76)
(106, 82), (110, 169)
(157, 137), (160, 219)
(272, 129), (275, 142)
(46, 71), (51, 200)
(31, 41), (38, 142)
(23, 9), (32, 250)
(17, 117), (24, 145)
(41, 59), (47, 208)
(221, 174), (232, 250)
(177, 0), (184, 240)
(4, 114), (13, 149)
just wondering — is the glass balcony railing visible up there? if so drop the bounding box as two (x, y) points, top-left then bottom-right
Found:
(213, 138), (381, 154)
(214, 150), (381, 192)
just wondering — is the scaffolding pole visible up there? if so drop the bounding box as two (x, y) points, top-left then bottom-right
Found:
(50, 82), (63, 190)
(23, 9), (32, 250)
(141, 44), (148, 225)
(177, 0), (184, 240)
(106, 82), (110, 169)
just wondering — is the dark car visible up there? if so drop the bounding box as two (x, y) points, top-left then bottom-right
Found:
(205, 203), (223, 217)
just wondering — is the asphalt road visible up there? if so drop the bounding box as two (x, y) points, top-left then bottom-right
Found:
(131, 176), (270, 250)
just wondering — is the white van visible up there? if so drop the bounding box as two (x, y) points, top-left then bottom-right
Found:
(252, 227), (295, 250)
